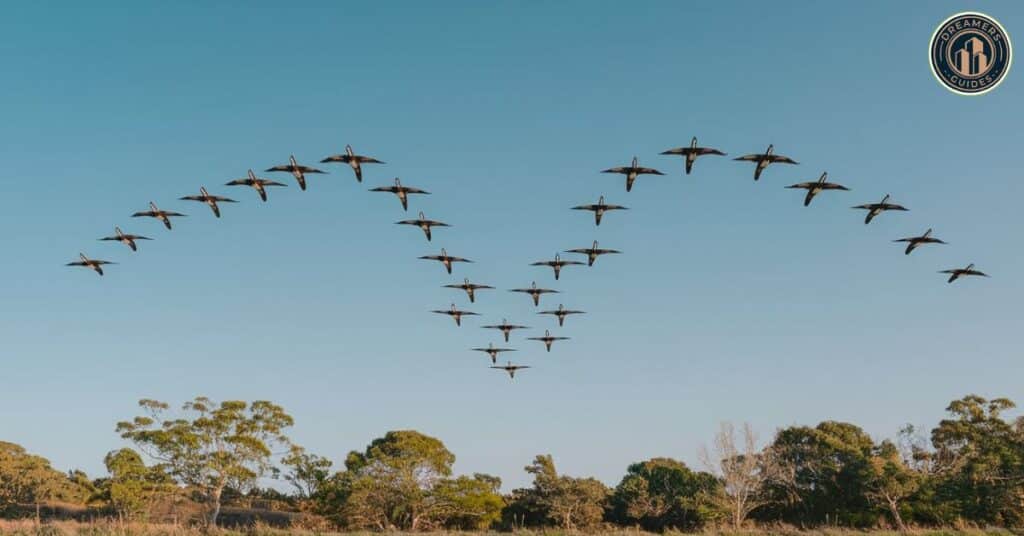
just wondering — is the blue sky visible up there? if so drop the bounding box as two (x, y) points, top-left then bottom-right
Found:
(1, 1), (1021, 490)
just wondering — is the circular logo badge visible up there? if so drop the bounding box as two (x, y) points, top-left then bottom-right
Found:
(929, 12), (1012, 95)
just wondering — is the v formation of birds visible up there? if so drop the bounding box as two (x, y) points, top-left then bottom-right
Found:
(68, 139), (990, 380)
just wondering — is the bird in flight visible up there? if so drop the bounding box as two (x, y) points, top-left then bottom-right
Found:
(528, 329), (570, 352)
(225, 170), (287, 202)
(98, 226), (151, 252)
(369, 178), (429, 211)
(939, 263), (989, 284)
(132, 202), (186, 230)
(472, 343), (516, 364)
(852, 194), (908, 224)
(320, 144), (384, 183)
(564, 241), (621, 267)
(265, 155), (326, 191)
(733, 144), (798, 181)
(510, 281), (559, 307)
(396, 211), (450, 242)
(660, 137), (727, 175)
(531, 253), (584, 281)
(491, 361), (530, 379)
(893, 228), (946, 255)
(785, 172), (850, 206)
(419, 248), (472, 274)
(602, 156), (664, 192)
(571, 195), (628, 226)
(179, 186), (237, 218)
(538, 304), (585, 327)
(443, 278), (494, 303)
(432, 303), (479, 327)
(66, 253), (116, 276)
(482, 319), (529, 343)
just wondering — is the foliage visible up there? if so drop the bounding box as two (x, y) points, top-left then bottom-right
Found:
(281, 446), (332, 500)
(97, 448), (173, 520)
(609, 457), (721, 531)
(504, 454), (608, 531)
(0, 442), (87, 515)
(115, 397), (294, 526)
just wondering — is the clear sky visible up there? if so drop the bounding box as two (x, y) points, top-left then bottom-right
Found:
(1, 1), (1021, 490)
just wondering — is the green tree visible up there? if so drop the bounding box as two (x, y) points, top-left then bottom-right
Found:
(865, 440), (921, 532)
(929, 395), (1024, 526)
(433, 474), (504, 530)
(281, 446), (332, 499)
(762, 421), (875, 527)
(116, 397), (294, 527)
(506, 454), (608, 531)
(0, 441), (75, 519)
(324, 430), (457, 531)
(610, 457), (721, 531)
(102, 448), (173, 521)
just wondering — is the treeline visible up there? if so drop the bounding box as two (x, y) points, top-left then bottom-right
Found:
(1, 394), (1022, 532)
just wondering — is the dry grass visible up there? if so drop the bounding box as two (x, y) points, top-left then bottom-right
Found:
(0, 520), (1018, 536)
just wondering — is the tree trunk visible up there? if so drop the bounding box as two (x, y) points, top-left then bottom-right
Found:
(206, 485), (224, 529)
(887, 498), (907, 533)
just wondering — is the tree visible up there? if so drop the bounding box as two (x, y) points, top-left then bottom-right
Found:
(324, 430), (458, 531)
(865, 440), (921, 532)
(762, 421), (877, 527)
(506, 454), (608, 531)
(928, 395), (1024, 526)
(101, 448), (173, 521)
(281, 446), (332, 499)
(700, 422), (795, 530)
(0, 441), (76, 519)
(609, 457), (721, 531)
(116, 397), (294, 527)
(433, 474), (504, 530)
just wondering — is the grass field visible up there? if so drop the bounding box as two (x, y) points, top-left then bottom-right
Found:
(0, 520), (1020, 536)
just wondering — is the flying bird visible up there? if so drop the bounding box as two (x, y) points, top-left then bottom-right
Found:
(893, 228), (946, 255)
(531, 253), (584, 280)
(851, 194), (908, 224)
(527, 329), (569, 352)
(131, 202), (186, 230)
(510, 281), (559, 307)
(179, 186), (237, 218)
(320, 144), (384, 183)
(939, 263), (989, 284)
(369, 178), (429, 211)
(225, 170), (287, 202)
(602, 156), (664, 192)
(660, 137), (727, 174)
(571, 195), (628, 226)
(432, 303), (479, 326)
(733, 144), (798, 181)
(785, 172), (850, 206)
(443, 278), (494, 303)
(564, 241), (621, 267)
(98, 226), (151, 252)
(419, 248), (472, 274)
(265, 155), (326, 191)
(396, 211), (450, 241)
(472, 343), (516, 364)
(538, 304), (585, 327)
(66, 253), (116, 276)
(482, 319), (529, 343)
(491, 361), (530, 379)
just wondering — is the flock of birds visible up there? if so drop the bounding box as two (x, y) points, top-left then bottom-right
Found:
(67, 138), (990, 379)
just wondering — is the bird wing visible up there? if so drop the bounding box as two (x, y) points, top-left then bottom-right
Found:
(822, 183), (850, 191)
(369, 186), (398, 193)
(225, 179), (250, 186)
(265, 165), (293, 172)
(295, 165), (325, 173)
(261, 180), (288, 187)
(571, 204), (597, 210)
(320, 154), (349, 163)
(357, 156), (384, 164)
(635, 167), (664, 175)
(660, 147), (690, 155)
(786, 182), (815, 189)
(131, 211), (155, 217)
(602, 167), (628, 174)
(179, 195), (204, 201)
(733, 154), (762, 161)
(402, 187), (430, 194)
(700, 148), (726, 155)
(769, 155), (799, 164)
